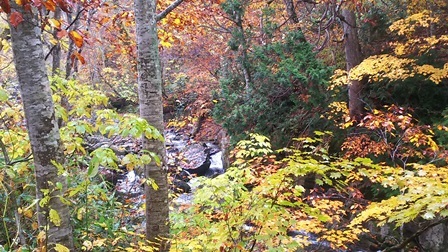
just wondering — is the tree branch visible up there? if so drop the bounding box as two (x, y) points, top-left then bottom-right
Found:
(45, 7), (87, 61)
(383, 217), (448, 252)
(156, 0), (185, 21)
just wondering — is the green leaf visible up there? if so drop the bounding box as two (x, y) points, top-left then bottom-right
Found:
(329, 172), (341, 179)
(87, 163), (99, 178)
(0, 88), (8, 102)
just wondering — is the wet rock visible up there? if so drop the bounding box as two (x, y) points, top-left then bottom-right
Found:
(172, 179), (191, 193)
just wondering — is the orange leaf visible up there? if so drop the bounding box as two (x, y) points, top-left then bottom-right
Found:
(0, 0), (11, 13)
(10, 12), (24, 27)
(15, 0), (26, 6)
(69, 30), (83, 48)
(48, 18), (61, 30)
(71, 51), (85, 64)
(43, 0), (56, 11)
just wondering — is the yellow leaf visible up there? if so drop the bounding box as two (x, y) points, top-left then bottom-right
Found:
(69, 30), (84, 48)
(49, 209), (61, 226)
(48, 18), (61, 30)
(83, 240), (93, 250)
(77, 207), (86, 220)
(160, 40), (172, 48)
(37, 230), (46, 243)
(24, 209), (34, 218)
(54, 244), (70, 252)
(93, 238), (107, 247)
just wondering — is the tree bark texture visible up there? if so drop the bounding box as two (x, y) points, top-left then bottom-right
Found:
(342, 8), (364, 121)
(134, 0), (170, 250)
(8, 4), (74, 250)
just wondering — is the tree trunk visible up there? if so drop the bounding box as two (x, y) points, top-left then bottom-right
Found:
(8, 4), (74, 251)
(65, 4), (82, 79)
(342, 8), (364, 121)
(134, 0), (170, 250)
(52, 8), (62, 75)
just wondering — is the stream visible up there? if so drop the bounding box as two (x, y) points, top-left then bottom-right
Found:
(113, 128), (225, 222)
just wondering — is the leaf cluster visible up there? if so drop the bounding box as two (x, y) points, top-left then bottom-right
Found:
(171, 132), (371, 251)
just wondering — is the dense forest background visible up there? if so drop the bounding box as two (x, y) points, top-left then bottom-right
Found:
(1, 0), (448, 251)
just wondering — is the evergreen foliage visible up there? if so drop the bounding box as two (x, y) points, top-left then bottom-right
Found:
(214, 30), (332, 147)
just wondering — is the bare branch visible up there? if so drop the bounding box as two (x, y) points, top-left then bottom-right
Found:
(156, 0), (185, 21)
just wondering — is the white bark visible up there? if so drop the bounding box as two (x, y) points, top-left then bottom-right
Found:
(8, 3), (74, 250)
(134, 0), (170, 250)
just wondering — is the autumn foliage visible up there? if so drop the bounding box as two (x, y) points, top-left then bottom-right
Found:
(2, 0), (448, 251)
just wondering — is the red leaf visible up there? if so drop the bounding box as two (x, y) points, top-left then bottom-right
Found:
(56, 30), (67, 39)
(0, 0), (11, 14)
(23, 3), (32, 12)
(10, 12), (24, 28)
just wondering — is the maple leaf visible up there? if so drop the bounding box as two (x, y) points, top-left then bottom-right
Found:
(0, 0), (11, 13)
(10, 12), (24, 28)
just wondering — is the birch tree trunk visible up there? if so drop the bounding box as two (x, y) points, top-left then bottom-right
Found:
(342, 8), (364, 121)
(8, 3), (74, 250)
(134, 0), (170, 250)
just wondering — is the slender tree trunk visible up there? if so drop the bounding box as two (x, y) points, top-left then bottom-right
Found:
(65, 4), (82, 79)
(342, 8), (364, 121)
(52, 8), (62, 75)
(134, 0), (170, 250)
(8, 3), (74, 251)
(234, 12), (252, 98)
